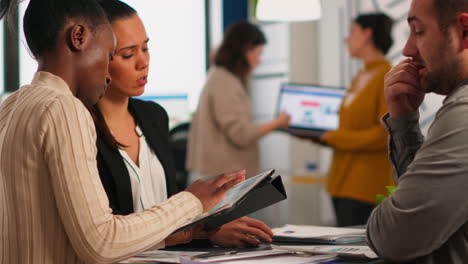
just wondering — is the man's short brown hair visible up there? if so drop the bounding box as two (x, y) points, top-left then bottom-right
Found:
(433, 0), (468, 32)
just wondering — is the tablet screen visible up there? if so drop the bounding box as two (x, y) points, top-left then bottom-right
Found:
(278, 83), (345, 131)
(205, 169), (275, 214)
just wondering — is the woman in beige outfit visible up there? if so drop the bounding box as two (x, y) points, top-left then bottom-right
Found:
(187, 21), (290, 179)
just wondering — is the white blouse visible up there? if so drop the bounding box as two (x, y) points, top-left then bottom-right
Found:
(119, 125), (167, 212)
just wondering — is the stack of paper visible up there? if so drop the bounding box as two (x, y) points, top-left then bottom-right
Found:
(118, 250), (207, 263)
(120, 248), (340, 264)
(189, 248), (294, 262)
(273, 224), (366, 244)
(273, 245), (378, 259)
(182, 250), (338, 264)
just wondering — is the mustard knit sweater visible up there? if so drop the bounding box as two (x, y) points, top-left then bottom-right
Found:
(326, 59), (395, 204)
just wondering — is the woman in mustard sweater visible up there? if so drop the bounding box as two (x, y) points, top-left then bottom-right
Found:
(320, 13), (395, 226)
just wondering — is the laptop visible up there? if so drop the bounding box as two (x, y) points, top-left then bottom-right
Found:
(276, 83), (345, 137)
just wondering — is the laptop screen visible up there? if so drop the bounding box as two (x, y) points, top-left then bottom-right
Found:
(277, 83), (345, 131)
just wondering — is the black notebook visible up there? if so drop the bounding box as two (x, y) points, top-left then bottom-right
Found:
(174, 169), (287, 233)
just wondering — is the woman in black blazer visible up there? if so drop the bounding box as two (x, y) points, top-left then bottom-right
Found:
(96, 98), (178, 215)
(92, 0), (273, 248)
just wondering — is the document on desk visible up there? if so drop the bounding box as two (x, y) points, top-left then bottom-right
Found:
(188, 248), (290, 262)
(273, 224), (366, 244)
(182, 251), (338, 264)
(273, 245), (378, 259)
(120, 247), (340, 264)
(118, 250), (208, 263)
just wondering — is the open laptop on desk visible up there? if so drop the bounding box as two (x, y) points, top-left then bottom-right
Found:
(276, 83), (345, 137)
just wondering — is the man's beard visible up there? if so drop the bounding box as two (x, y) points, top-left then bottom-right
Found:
(418, 40), (463, 95)
(422, 55), (463, 95)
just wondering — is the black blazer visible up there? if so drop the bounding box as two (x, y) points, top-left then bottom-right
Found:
(96, 98), (178, 215)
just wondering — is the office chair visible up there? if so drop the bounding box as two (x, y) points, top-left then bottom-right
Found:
(169, 122), (191, 191)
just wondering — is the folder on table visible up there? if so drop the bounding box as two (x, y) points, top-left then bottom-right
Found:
(273, 225), (366, 244)
(273, 245), (378, 260)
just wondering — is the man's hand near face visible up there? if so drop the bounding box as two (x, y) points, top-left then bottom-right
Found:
(384, 58), (426, 118)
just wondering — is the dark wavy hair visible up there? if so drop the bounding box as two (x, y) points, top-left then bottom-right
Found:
(98, 0), (136, 23)
(0, 0), (108, 59)
(214, 21), (266, 84)
(433, 0), (468, 33)
(91, 0), (137, 149)
(354, 13), (394, 55)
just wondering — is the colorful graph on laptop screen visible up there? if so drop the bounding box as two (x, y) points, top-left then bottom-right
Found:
(278, 83), (345, 131)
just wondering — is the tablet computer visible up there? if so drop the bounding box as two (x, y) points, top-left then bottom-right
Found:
(173, 169), (276, 233)
(277, 83), (345, 137)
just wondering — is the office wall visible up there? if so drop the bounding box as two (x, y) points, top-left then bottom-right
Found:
(248, 21), (324, 227)
(124, 0), (207, 111)
(251, 21), (320, 177)
(18, 2), (35, 88)
(209, 0), (224, 50)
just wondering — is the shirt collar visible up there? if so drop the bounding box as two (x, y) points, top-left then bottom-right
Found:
(135, 124), (143, 137)
(443, 78), (468, 103)
(31, 71), (72, 95)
